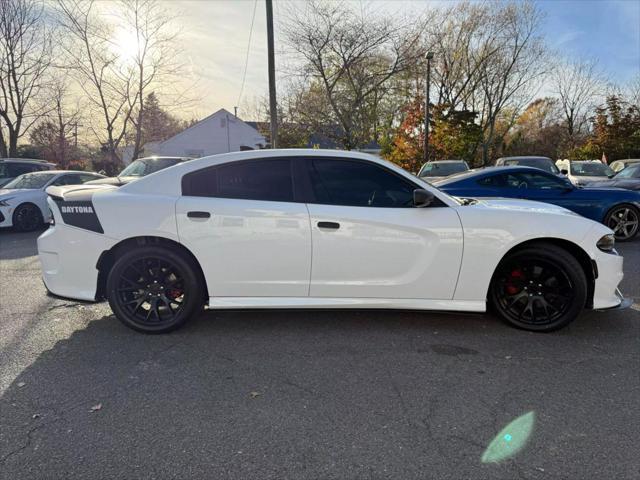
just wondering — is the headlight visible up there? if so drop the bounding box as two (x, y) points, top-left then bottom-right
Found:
(0, 197), (14, 206)
(596, 234), (615, 253)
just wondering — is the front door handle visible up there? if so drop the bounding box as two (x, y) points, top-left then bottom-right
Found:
(187, 211), (211, 219)
(318, 221), (340, 230)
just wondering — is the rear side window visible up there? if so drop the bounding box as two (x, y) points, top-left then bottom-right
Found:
(182, 159), (294, 202)
(307, 158), (415, 207)
(9, 164), (38, 176)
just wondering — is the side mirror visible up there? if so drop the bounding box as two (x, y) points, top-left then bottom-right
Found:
(413, 189), (434, 207)
(560, 169), (568, 175)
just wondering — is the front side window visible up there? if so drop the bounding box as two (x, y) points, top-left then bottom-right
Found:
(308, 159), (415, 207)
(182, 159), (294, 202)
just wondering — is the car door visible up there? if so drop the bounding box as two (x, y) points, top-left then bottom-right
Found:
(302, 157), (463, 300)
(175, 158), (312, 298)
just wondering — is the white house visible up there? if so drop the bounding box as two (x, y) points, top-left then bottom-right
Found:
(142, 108), (266, 160)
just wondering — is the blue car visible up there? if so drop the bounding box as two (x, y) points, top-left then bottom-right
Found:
(434, 166), (640, 241)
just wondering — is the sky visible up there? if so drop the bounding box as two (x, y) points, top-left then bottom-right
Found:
(156, 0), (639, 120)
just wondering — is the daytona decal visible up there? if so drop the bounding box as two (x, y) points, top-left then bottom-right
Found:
(54, 200), (104, 234)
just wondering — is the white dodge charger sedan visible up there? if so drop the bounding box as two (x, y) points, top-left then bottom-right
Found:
(37, 150), (628, 333)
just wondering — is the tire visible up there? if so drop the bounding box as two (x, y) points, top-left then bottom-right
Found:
(489, 243), (587, 332)
(106, 245), (204, 333)
(12, 203), (43, 232)
(604, 204), (639, 241)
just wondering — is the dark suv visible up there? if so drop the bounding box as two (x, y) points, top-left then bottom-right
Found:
(0, 159), (56, 187)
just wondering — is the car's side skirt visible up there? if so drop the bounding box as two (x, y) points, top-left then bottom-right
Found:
(208, 297), (486, 312)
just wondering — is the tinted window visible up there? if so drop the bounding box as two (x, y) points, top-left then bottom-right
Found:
(52, 174), (86, 186)
(183, 159), (294, 202)
(308, 159), (415, 207)
(478, 174), (506, 187)
(8, 164), (39, 176)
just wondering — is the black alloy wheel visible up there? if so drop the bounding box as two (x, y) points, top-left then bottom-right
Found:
(605, 204), (639, 241)
(12, 203), (43, 232)
(107, 246), (204, 333)
(490, 243), (587, 332)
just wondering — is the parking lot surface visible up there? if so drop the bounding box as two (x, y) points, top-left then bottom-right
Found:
(1, 229), (638, 479)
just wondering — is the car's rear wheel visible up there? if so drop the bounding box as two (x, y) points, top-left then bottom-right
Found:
(12, 203), (43, 232)
(489, 243), (587, 332)
(106, 246), (204, 333)
(605, 204), (639, 241)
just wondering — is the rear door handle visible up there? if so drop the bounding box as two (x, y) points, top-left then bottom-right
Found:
(318, 221), (340, 230)
(187, 211), (211, 219)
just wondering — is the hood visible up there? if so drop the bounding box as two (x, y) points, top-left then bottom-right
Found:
(460, 197), (579, 217)
(587, 179), (640, 190)
(572, 175), (611, 184)
(84, 176), (139, 186)
(0, 188), (33, 198)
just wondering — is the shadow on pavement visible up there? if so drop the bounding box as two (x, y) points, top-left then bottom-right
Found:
(0, 228), (44, 261)
(1, 307), (638, 479)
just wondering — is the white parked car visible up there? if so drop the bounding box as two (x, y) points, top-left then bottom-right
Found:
(38, 150), (628, 333)
(556, 159), (615, 186)
(0, 170), (105, 231)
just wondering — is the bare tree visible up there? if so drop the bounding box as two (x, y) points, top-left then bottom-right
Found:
(553, 58), (605, 147)
(473, 1), (547, 164)
(119, 0), (181, 159)
(0, 0), (53, 157)
(55, 0), (134, 167)
(29, 76), (82, 167)
(281, 1), (424, 149)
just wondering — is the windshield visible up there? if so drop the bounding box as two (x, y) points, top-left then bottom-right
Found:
(419, 162), (468, 177)
(570, 162), (614, 177)
(3, 172), (57, 189)
(120, 158), (181, 177)
(615, 164), (640, 179)
(504, 158), (559, 174)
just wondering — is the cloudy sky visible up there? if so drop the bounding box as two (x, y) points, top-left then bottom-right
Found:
(159, 0), (639, 120)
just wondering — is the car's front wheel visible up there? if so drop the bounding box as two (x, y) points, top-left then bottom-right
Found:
(106, 245), (204, 333)
(605, 204), (639, 241)
(489, 243), (587, 332)
(12, 203), (43, 232)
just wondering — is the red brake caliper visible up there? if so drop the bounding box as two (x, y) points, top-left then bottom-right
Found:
(506, 269), (525, 295)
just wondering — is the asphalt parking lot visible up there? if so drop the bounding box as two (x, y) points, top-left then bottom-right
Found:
(0, 229), (638, 479)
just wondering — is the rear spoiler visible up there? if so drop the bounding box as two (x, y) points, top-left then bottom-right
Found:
(46, 184), (115, 234)
(46, 184), (116, 202)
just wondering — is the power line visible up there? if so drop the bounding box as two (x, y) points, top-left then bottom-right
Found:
(236, 0), (259, 111)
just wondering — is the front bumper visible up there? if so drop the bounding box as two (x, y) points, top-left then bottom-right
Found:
(595, 289), (633, 311)
(0, 206), (12, 227)
(591, 247), (626, 310)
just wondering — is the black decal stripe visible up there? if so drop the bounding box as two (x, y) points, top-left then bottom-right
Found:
(54, 199), (104, 234)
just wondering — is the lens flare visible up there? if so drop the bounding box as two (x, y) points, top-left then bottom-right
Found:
(481, 411), (535, 463)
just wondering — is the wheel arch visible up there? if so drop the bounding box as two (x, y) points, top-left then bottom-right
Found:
(95, 236), (209, 301)
(487, 237), (596, 309)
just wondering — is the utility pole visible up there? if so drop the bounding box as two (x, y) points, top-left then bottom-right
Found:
(234, 106), (238, 118)
(423, 51), (434, 164)
(266, 0), (277, 148)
